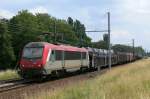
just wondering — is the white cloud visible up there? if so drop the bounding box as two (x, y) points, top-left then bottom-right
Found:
(0, 9), (14, 19)
(0, 0), (149, 49)
(115, 0), (150, 24)
(112, 30), (133, 39)
(29, 6), (48, 14)
(108, 0), (150, 49)
(111, 30), (134, 45)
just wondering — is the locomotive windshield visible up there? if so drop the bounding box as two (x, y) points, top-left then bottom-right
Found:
(22, 47), (43, 59)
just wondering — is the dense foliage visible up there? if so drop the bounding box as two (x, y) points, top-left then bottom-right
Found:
(147, 53), (150, 57)
(112, 44), (145, 56)
(0, 22), (15, 69)
(0, 10), (91, 69)
(92, 34), (145, 56)
(92, 34), (109, 49)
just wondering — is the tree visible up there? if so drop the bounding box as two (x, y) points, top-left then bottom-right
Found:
(36, 13), (56, 43)
(73, 20), (91, 47)
(91, 34), (109, 49)
(8, 10), (40, 60)
(134, 46), (145, 56)
(112, 44), (145, 57)
(92, 40), (108, 49)
(103, 34), (108, 42)
(67, 17), (73, 26)
(4, 10), (92, 69)
(0, 22), (15, 69)
(36, 13), (53, 32)
(112, 44), (132, 52)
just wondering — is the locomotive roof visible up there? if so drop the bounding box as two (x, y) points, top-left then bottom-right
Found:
(25, 42), (87, 52)
(25, 42), (47, 47)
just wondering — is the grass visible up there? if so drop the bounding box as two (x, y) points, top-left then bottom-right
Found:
(27, 58), (150, 99)
(0, 70), (20, 80)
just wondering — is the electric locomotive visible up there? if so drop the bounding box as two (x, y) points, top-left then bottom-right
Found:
(19, 42), (89, 78)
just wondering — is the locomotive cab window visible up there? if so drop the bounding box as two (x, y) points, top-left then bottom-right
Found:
(22, 47), (43, 59)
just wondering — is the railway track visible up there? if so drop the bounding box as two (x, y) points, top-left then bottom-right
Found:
(0, 78), (23, 84)
(0, 62), (129, 94)
(0, 70), (97, 93)
(0, 79), (33, 93)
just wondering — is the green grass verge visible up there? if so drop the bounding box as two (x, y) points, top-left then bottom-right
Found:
(27, 58), (150, 99)
(0, 70), (20, 80)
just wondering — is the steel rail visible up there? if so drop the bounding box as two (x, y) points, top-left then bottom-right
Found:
(0, 79), (33, 93)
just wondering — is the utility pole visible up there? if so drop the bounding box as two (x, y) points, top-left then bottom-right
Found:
(144, 49), (146, 57)
(54, 20), (57, 43)
(61, 33), (64, 42)
(85, 12), (112, 70)
(108, 12), (111, 70)
(132, 39), (135, 59)
(80, 34), (83, 47)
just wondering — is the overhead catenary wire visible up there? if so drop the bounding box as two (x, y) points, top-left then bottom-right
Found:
(85, 12), (112, 70)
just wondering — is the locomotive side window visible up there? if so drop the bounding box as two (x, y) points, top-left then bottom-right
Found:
(65, 51), (81, 60)
(82, 52), (86, 59)
(55, 50), (62, 60)
(50, 50), (55, 62)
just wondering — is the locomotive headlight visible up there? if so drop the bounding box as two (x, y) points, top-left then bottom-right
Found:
(38, 64), (42, 67)
(38, 64), (41, 67)
(22, 65), (24, 67)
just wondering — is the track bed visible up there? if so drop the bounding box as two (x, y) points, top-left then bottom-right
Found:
(0, 61), (137, 99)
(0, 69), (106, 99)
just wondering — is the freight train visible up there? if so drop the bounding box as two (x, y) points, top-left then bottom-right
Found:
(18, 42), (140, 79)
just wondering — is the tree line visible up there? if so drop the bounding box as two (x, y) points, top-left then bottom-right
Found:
(92, 34), (145, 56)
(0, 10), (91, 69)
(0, 10), (145, 69)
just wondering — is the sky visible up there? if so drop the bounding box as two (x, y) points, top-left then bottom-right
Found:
(0, 0), (149, 50)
